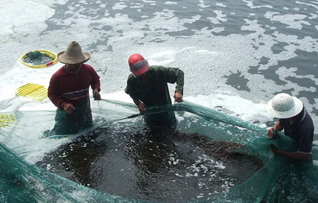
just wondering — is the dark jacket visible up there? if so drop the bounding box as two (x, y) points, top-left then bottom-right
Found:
(279, 107), (314, 153)
(125, 66), (184, 107)
(125, 66), (184, 129)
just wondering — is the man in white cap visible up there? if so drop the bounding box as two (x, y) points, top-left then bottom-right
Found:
(125, 53), (184, 130)
(47, 41), (101, 135)
(266, 93), (314, 161)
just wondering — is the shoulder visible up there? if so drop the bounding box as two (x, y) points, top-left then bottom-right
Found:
(82, 64), (95, 71)
(150, 65), (181, 72)
(51, 66), (66, 78)
(149, 66), (170, 74)
(302, 112), (314, 130)
(127, 73), (136, 82)
(299, 108), (314, 127)
(82, 64), (99, 74)
(83, 63), (93, 68)
(150, 65), (166, 71)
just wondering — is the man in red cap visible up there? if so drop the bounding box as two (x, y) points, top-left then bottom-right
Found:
(46, 41), (101, 135)
(125, 53), (184, 130)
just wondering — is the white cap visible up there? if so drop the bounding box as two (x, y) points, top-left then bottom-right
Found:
(266, 93), (303, 119)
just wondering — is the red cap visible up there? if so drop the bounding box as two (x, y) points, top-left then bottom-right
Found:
(128, 54), (149, 76)
(128, 54), (145, 67)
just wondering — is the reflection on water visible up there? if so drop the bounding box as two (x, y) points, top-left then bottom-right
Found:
(37, 123), (263, 202)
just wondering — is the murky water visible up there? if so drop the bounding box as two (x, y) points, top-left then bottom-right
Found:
(37, 122), (263, 202)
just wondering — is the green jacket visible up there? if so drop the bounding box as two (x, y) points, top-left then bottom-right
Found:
(125, 66), (184, 107)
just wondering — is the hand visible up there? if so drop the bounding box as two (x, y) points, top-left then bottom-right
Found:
(138, 101), (146, 114)
(267, 127), (276, 139)
(174, 92), (183, 102)
(63, 103), (75, 114)
(270, 144), (280, 154)
(93, 89), (101, 100)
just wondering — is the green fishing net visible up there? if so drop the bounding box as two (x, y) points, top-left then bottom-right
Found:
(44, 99), (93, 136)
(22, 51), (53, 66)
(0, 100), (317, 203)
(25, 51), (43, 62)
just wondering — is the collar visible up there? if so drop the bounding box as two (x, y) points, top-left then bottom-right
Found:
(136, 69), (152, 83)
(298, 108), (307, 125)
(64, 64), (82, 74)
(289, 107), (306, 127)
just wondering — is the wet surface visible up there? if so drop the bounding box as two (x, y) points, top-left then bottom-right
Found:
(37, 123), (263, 202)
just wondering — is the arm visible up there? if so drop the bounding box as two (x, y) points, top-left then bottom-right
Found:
(125, 74), (141, 105)
(163, 67), (184, 102)
(48, 75), (65, 109)
(269, 120), (312, 161)
(48, 76), (76, 114)
(88, 65), (101, 100)
(271, 146), (311, 161)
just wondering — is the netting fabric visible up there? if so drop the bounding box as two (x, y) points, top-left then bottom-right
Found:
(0, 100), (317, 202)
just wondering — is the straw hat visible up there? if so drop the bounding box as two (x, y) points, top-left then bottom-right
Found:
(57, 41), (90, 64)
(266, 93), (303, 119)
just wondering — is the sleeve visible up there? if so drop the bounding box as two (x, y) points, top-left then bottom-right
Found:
(48, 74), (65, 108)
(297, 128), (314, 153)
(88, 65), (101, 92)
(162, 67), (184, 94)
(125, 74), (140, 105)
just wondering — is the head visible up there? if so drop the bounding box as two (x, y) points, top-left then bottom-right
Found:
(128, 54), (149, 77)
(266, 93), (303, 119)
(57, 41), (90, 65)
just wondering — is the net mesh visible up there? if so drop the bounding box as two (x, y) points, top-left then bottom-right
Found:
(22, 51), (55, 67)
(0, 99), (317, 203)
(26, 51), (44, 62)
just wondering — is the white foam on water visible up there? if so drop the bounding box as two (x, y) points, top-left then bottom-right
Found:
(0, 0), (317, 164)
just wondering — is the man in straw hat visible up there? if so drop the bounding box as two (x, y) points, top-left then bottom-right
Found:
(125, 53), (184, 130)
(266, 93), (314, 161)
(47, 41), (101, 135)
